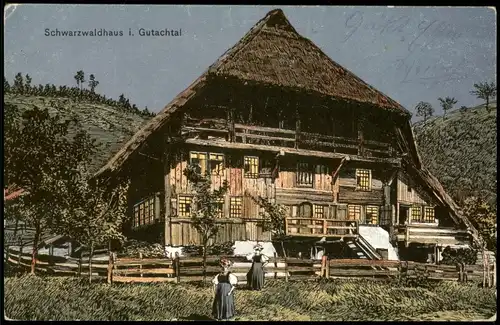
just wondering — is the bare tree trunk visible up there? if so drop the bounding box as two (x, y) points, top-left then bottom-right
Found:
(486, 97), (490, 113)
(280, 241), (287, 258)
(30, 222), (41, 274)
(202, 241), (208, 285)
(89, 242), (94, 284)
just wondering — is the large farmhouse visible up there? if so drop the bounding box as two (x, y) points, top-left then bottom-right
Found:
(96, 9), (482, 262)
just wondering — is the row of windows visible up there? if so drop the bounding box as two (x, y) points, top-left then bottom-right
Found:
(176, 196), (244, 218)
(190, 151), (372, 190)
(173, 197), (437, 225)
(411, 206), (436, 223)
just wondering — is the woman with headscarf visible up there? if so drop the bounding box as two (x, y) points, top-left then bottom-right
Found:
(246, 243), (269, 290)
(212, 258), (238, 321)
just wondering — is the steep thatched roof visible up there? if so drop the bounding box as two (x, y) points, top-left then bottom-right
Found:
(207, 9), (407, 114)
(94, 9), (481, 244)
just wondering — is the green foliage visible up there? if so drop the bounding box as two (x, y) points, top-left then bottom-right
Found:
(414, 101), (434, 122)
(183, 164), (229, 282)
(183, 164), (229, 247)
(4, 276), (497, 321)
(182, 242), (235, 257)
(438, 96), (458, 118)
(5, 73), (155, 118)
(4, 103), (100, 272)
(413, 102), (497, 208)
(461, 197), (496, 252)
(459, 105), (468, 113)
(470, 82), (497, 112)
(250, 195), (287, 240)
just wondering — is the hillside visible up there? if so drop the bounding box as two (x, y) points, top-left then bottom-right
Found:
(413, 102), (497, 206)
(4, 93), (151, 173)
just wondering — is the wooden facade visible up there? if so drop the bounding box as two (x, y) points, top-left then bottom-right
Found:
(99, 9), (476, 252)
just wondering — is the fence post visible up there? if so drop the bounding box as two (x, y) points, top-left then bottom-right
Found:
(326, 256), (330, 278)
(78, 251), (83, 277)
(107, 252), (114, 284)
(492, 261), (497, 287)
(320, 255), (326, 278)
(284, 257), (288, 282)
(18, 245), (23, 266)
(456, 263), (462, 282)
(139, 252), (143, 277)
(175, 253), (180, 283)
(273, 253), (278, 279)
(462, 262), (468, 283)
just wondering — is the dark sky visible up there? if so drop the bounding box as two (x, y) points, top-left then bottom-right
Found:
(4, 5), (496, 119)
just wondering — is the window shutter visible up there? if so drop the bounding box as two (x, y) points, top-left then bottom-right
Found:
(336, 204), (347, 220)
(379, 205), (392, 226)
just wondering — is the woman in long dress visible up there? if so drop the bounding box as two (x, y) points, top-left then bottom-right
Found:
(246, 244), (269, 290)
(212, 258), (238, 321)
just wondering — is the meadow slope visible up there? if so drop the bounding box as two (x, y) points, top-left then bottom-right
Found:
(413, 102), (497, 206)
(4, 93), (151, 173)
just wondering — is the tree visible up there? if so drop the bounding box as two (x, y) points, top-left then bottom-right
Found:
(250, 195), (288, 257)
(74, 70), (85, 90)
(461, 196), (496, 254)
(438, 97), (457, 119)
(4, 104), (97, 274)
(4, 76), (11, 92)
(459, 105), (468, 113)
(13, 73), (24, 93)
(470, 82), (497, 113)
(183, 164), (229, 284)
(415, 101), (434, 122)
(25, 74), (32, 93)
(53, 171), (129, 283)
(88, 74), (99, 93)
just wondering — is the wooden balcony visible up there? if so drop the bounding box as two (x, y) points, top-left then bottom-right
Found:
(182, 118), (395, 159)
(394, 224), (472, 247)
(285, 218), (359, 238)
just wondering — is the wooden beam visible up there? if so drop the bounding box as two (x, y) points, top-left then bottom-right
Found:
(163, 147), (172, 246)
(331, 157), (347, 183)
(295, 103), (301, 149)
(387, 168), (399, 186)
(184, 138), (401, 165)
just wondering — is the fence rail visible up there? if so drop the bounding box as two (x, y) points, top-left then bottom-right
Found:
(5, 247), (496, 288)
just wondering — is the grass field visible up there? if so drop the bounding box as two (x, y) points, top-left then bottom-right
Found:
(4, 275), (496, 321)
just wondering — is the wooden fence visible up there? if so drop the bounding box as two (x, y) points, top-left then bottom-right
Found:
(5, 247), (496, 288)
(4, 247), (109, 278)
(109, 253), (321, 284)
(322, 257), (497, 287)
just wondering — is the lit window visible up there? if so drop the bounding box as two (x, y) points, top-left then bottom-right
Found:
(411, 206), (422, 223)
(314, 205), (325, 218)
(348, 205), (362, 221)
(209, 153), (224, 176)
(366, 206), (379, 225)
(230, 197), (242, 218)
(297, 162), (313, 187)
(244, 156), (259, 178)
(178, 196), (193, 217)
(424, 206), (435, 223)
(133, 196), (156, 227)
(190, 152), (207, 176)
(356, 169), (371, 191)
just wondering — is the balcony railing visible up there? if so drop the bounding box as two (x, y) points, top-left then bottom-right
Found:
(182, 118), (394, 158)
(393, 224), (471, 246)
(285, 218), (359, 237)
